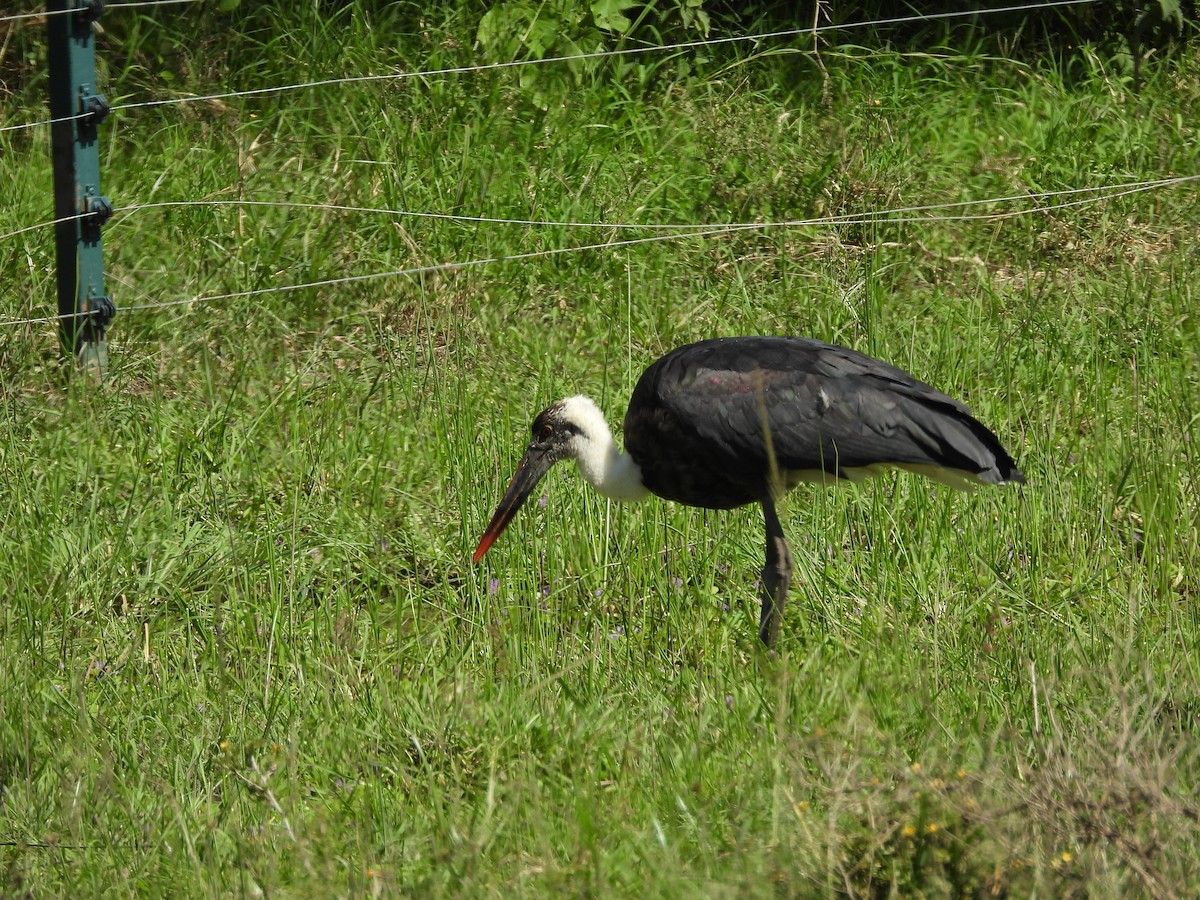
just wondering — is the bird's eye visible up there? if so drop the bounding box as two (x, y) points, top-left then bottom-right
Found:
(540, 424), (553, 439)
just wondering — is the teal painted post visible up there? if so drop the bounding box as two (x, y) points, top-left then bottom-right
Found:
(47, 0), (114, 377)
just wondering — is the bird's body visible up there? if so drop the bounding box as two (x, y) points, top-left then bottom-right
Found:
(625, 337), (1022, 506)
(474, 336), (1024, 646)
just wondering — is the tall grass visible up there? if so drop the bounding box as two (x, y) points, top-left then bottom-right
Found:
(2, 3), (1199, 894)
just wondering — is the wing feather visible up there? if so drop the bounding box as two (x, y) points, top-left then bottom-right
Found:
(625, 337), (1022, 509)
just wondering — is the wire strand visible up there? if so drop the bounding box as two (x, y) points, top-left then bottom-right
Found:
(2, 172), (1189, 329)
(110, 175), (1200, 230)
(0, 213), (87, 242)
(112, 0), (1102, 114)
(0, 0), (204, 27)
(0, 9), (73, 24)
(0, 0), (1102, 135)
(6, 174), (1192, 244)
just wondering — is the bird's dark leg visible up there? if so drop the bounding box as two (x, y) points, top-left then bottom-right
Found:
(759, 499), (793, 646)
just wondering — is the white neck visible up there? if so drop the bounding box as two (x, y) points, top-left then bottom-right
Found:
(560, 395), (650, 502)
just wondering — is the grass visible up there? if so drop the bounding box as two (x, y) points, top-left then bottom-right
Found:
(2, 2), (1200, 895)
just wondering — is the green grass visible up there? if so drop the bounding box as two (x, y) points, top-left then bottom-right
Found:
(3, 3), (1200, 895)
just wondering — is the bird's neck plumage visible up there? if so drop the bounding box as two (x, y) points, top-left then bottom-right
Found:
(561, 395), (650, 502)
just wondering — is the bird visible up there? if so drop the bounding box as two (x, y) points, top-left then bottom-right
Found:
(472, 336), (1024, 646)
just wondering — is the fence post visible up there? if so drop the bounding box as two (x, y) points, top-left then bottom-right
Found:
(47, 0), (114, 378)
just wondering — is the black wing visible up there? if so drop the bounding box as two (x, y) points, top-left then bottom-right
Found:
(624, 336), (1023, 509)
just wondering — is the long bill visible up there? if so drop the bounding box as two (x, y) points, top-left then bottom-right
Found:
(472, 446), (555, 563)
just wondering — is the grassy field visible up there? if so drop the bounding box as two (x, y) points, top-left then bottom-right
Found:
(3, 2), (1200, 895)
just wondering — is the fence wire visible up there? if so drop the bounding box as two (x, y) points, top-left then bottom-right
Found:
(0, 0), (204, 27)
(6, 175), (1192, 246)
(0, 0), (1165, 334)
(3, 173), (1195, 330)
(1, 0), (1102, 136)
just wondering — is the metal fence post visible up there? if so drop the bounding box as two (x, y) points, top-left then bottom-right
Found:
(47, 0), (115, 378)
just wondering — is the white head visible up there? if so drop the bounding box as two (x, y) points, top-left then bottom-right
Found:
(473, 395), (648, 562)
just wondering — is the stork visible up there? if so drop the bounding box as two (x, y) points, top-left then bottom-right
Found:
(472, 336), (1024, 646)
